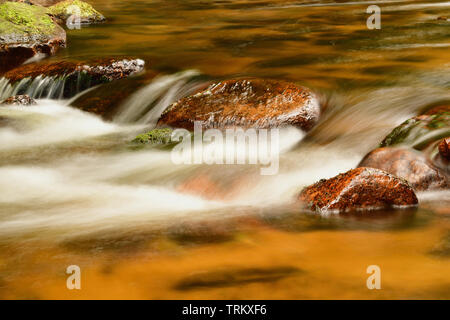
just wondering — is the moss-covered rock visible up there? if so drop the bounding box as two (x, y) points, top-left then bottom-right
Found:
(47, 0), (105, 24)
(0, 2), (66, 72)
(131, 128), (174, 145)
(380, 112), (450, 150)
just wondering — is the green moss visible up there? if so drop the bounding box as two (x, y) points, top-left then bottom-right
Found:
(0, 2), (55, 38)
(47, 0), (104, 21)
(131, 128), (174, 145)
(380, 112), (450, 150)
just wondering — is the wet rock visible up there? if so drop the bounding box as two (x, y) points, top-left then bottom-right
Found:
(421, 104), (450, 116)
(176, 174), (226, 201)
(380, 112), (450, 150)
(131, 128), (174, 146)
(358, 147), (448, 191)
(2, 57), (145, 98)
(438, 138), (450, 160)
(298, 167), (418, 214)
(47, 0), (105, 25)
(157, 79), (320, 131)
(0, 2), (66, 73)
(1, 94), (36, 106)
(70, 70), (158, 119)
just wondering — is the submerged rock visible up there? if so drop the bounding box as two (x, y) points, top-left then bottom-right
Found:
(0, 2), (66, 73)
(157, 79), (320, 131)
(47, 0), (105, 25)
(1, 94), (36, 106)
(2, 57), (145, 98)
(70, 70), (158, 119)
(358, 147), (448, 191)
(380, 112), (450, 150)
(298, 167), (418, 214)
(421, 104), (450, 116)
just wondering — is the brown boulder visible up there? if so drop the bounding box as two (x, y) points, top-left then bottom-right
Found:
(421, 105), (450, 116)
(298, 167), (418, 214)
(358, 147), (448, 191)
(4, 57), (145, 82)
(157, 79), (320, 131)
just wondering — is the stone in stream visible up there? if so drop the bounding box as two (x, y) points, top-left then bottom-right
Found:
(438, 138), (450, 160)
(1, 94), (37, 106)
(157, 79), (320, 131)
(421, 104), (450, 116)
(2, 57), (145, 98)
(47, 0), (106, 25)
(298, 167), (418, 214)
(0, 2), (66, 73)
(380, 111), (450, 150)
(358, 147), (448, 191)
(70, 69), (158, 119)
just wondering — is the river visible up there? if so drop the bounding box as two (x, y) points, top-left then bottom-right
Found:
(0, 0), (449, 299)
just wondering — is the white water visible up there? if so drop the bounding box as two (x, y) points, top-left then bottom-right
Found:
(0, 76), (68, 101)
(0, 70), (448, 241)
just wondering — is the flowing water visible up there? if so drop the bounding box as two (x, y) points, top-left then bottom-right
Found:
(0, 0), (449, 299)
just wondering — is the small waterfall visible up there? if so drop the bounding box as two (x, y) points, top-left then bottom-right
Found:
(0, 76), (67, 101)
(113, 70), (203, 125)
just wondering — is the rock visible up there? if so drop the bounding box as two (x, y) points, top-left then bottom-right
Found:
(358, 147), (448, 191)
(1, 0), (64, 6)
(70, 69), (157, 119)
(421, 104), (450, 116)
(298, 167), (418, 213)
(2, 57), (145, 98)
(131, 128), (173, 145)
(47, 0), (105, 25)
(438, 138), (450, 160)
(0, 2), (66, 73)
(1, 94), (36, 106)
(157, 79), (320, 131)
(380, 112), (450, 150)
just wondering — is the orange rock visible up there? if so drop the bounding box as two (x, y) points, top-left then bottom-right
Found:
(421, 105), (450, 115)
(158, 79), (320, 131)
(3, 57), (144, 83)
(358, 147), (448, 191)
(177, 174), (224, 201)
(298, 167), (418, 214)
